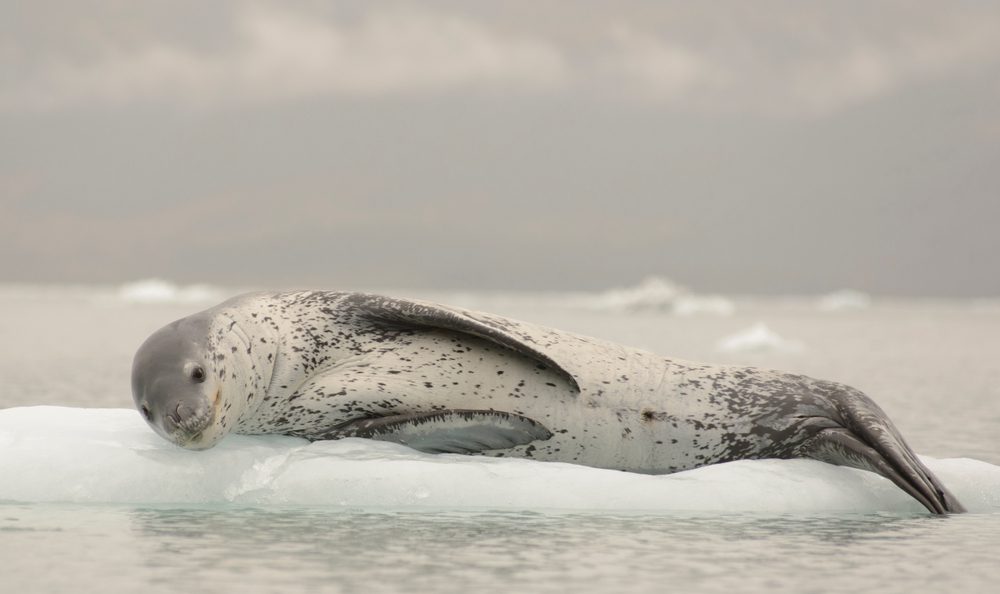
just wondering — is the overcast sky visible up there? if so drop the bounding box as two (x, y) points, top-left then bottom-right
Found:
(2, 1), (999, 296)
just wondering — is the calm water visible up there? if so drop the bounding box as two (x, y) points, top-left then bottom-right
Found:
(3, 505), (999, 594)
(1, 285), (999, 593)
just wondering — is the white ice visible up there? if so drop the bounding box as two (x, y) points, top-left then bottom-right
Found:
(672, 294), (736, 317)
(115, 278), (227, 304)
(818, 289), (872, 312)
(581, 276), (735, 316)
(1, 407), (997, 513)
(585, 276), (684, 312)
(716, 322), (804, 353)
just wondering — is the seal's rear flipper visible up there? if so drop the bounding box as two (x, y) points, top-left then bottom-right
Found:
(314, 409), (553, 454)
(797, 427), (965, 515)
(793, 385), (965, 514)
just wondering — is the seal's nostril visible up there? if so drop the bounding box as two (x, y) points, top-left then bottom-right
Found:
(168, 403), (184, 425)
(140, 404), (152, 421)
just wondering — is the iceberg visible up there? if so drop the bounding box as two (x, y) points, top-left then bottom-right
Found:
(672, 294), (736, 317)
(818, 290), (872, 312)
(586, 276), (683, 312)
(115, 278), (227, 304)
(1, 407), (996, 513)
(716, 322), (804, 353)
(584, 277), (735, 316)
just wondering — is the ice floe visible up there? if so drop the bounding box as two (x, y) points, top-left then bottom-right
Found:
(584, 277), (734, 316)
(818, 290), (872, 312)
(716, 322), (804, 353)
(1, 407), (996, 513)
(116, 279), (228, 304)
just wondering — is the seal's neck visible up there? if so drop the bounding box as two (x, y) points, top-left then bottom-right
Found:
(254, 291), (360, 403)
(212, 294), (280, 425)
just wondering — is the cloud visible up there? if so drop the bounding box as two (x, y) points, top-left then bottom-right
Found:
(602, 26), (721, 99)
(1, 6), (568, 111)
(3, 3), (999, 118)
(601, 7), (1000, 117)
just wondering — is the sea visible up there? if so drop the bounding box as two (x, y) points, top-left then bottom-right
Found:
(1, 280), (998, 594)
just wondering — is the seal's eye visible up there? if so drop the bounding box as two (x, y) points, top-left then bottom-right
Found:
(191, 366), (206, 383)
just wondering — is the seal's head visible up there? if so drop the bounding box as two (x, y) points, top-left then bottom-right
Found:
(131, 309), (264, 450)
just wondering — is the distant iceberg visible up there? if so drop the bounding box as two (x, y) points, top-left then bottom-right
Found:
(716, 322), (803, 353)
(818, 289), (872, 312)
(116, 278), (227, 304)
(587, 276), (683, 311)
(1, 407), (996, 513)
(672, 294), (736, 317)
(584, 276), (734, 316)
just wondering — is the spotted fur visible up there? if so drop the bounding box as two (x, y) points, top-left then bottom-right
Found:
(132, 290), (964, 514)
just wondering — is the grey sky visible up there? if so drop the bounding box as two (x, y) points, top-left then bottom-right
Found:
(2, 1), (999, 295)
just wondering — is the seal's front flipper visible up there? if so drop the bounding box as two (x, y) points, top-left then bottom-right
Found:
(345, 293), (581, 392)
(796, 427), (964, 514)
(315, 409), (553, 454)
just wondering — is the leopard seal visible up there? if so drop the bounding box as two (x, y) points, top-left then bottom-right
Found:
(131, 290), (964, 514)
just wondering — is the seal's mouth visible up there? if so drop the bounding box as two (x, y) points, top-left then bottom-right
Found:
(165, 387), (225, 450)
(167, 402), (215, 448)
(179, 406), (212, 432)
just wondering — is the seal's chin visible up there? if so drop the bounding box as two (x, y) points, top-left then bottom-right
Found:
(148, 387), (229, 450)
(170, 423), (220, 450)
(174, 431), (215, 450)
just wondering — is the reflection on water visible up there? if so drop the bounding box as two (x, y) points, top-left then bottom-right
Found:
(4, 504), (998, 594)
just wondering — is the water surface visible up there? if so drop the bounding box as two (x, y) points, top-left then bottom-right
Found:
(3, 505), (997, 594)
(1, 286), (998, 593)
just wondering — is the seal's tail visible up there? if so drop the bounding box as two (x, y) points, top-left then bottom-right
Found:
(796, 388), (965, 515)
